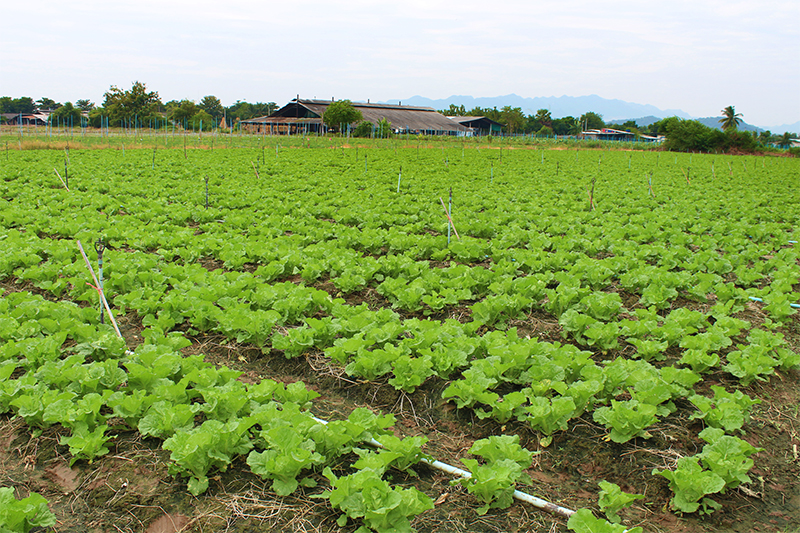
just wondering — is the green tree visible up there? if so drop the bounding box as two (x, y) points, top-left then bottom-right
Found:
(352, 121), (374, 137)
(534, 109), (552, 128)
(88, 108), (105, 128)
(170, 100), (199, 126)
(35, 97), (60, 111)
(225, 101), (277, 122)
(189, 110), (214, 131)
(523, 114), (543, 133)
(376, 118), (392, 138)
(50, 102), (82, 126)
(102, 81), (162, 126)
(552, 116), (578, 136)
(199, 95), (224, 120)
(75, 99), (95, 112)
(661, 117), (758, 153)
(780, 132), (792, 148)
(579, 111), (604, 131)
(538, 125), (554, 137)
(719, 105), (743, 131)
(440, 104), (467, 116)
(500, 106), (525, 133)
(323, 100), (363, 133)
(1, 97), (35, 114)
(466, 106), (502, 122)
(616, 120), (639, 132)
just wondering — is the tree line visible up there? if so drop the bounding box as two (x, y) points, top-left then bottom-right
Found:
(439, 103), (796, 150)
(2, 86), (796, 152)
(0, 82), (277, 130)
(439, 104), (609, 136)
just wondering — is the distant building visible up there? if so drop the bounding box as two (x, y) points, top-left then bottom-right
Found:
(241, 99), (470, 136)
(1, 113), (49, 126)
(581, 128), (660, 142)
(448, 116), (503, 136)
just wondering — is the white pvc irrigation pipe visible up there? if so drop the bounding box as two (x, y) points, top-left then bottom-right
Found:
(312, 416), (576, 519)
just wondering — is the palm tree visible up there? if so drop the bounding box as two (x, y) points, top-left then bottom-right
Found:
(534, 109), (552, 128)
(719, 106), (743, 131)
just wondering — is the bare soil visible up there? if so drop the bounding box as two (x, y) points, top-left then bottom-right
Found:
(1, 269), (799, 532)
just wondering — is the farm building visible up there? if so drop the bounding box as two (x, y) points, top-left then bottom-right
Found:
(241, 99), (470, 136)
(1, 113), (49, 126)
(448, 116), (504, 136)
(580, 128), (659, 142)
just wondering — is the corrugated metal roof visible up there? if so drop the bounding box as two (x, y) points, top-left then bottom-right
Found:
(243, 116), (321, 125)
(257, 99), (469, 133)
(450, 115), (496, 123)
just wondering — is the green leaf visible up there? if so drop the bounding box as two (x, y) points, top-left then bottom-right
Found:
(653, 456), (725, 514)
(597, 480), (644, 523)
(593, 400), (657, 443)
(0, 487), (57, 533)
(567, 508), (643, 533)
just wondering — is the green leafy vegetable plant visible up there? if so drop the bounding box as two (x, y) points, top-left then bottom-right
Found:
(653, 456), (724, 514)
(688, 386), (760, 433)
(59, 422), (113, 466)
(454, 435), (535, 515)
(597, 480), (644, 523)
(323, 467), (433, 533)
(593, 400), (658, 443)
(567, 508), (643, 533)
(164, 418), (255, 495)
(697, 427), (763, 490)
(0, 487), (57, 533)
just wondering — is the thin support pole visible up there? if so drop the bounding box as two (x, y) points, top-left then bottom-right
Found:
(54, 168), (69, 191)
(95, 239), (105, 324)
(77, 241), (122, 337)
(397, 167), (402, 193)
(440, 197), (460, 240)
(447, 187), (453, 245)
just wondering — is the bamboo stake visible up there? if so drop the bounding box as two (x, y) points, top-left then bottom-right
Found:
(77, 240), (122, 338)
(440, 197), (460, 240)
(54, 168), (69, 191)
(252, 161), (260, 179)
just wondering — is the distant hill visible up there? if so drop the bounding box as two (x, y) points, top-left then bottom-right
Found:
(605, 116), (773, 134)
(764, 120), (800, 135)
(606, 116), (663, 128)
(694, 117), (763, 133)
(391, 94), (692, 122)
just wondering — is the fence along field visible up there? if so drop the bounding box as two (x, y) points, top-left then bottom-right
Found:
(0, 136), (799, 533)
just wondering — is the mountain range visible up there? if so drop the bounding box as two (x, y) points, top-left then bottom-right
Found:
(387, 94), (799, 134)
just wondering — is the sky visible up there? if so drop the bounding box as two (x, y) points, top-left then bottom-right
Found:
(1, 0), (798, 129)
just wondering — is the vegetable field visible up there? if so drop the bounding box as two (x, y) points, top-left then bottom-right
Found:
(1, 137), (799, 533)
